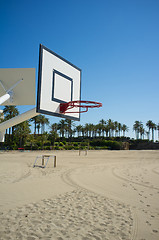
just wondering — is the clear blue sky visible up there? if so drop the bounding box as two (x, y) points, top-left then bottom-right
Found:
(0, 0), (159, 139)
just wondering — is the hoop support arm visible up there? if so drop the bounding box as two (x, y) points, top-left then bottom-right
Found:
(0, 79), (23, 105)
(0, 107), (40, 133)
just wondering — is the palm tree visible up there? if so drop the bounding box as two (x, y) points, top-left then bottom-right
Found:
(37, 123), (40, 135)
(91, 124), (95, 138)
(0, 111), (4, 123)
(107, 119), (114, 137)
(146, 131), (149, 139)
(76, 125), (83, 137)
(84, 123), (91, 137)
(96, 123), (102, 137)
(146, 120), (156, 141)
(3, 106), (19, 119)
(139, 126), (145, 139)
(93, 124), (98, 138)
(122, 124), (129, 137)
(30, 115), (41, 135)
(64, 119), (75, 138)
(111, 122), (116, 137)
(118, 123), (122, 137)
(104, 124), (109, 137)
(151, 122), (156, 142)
(89, 123), (95, 138)
(50, 123), (58, 133)
(49, 129), (58, 148)
(114, 121), (118, 137)
(38, 115), (49, 134)
(81, 126), (85, 137)
(14, 121), (31, 147)
(133, 121), (142, 139)
(146, 120), (152, 140)
(40, 132), (48, 150)
(99, 119), (106, 137)
(157, 124), (159, 142)
(3, 106), (19, 138)
(58, 119), (66, 137)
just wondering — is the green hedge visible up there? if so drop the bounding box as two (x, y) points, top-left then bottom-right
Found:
(90, 140), (122, 150)
(64, 145), (74, 150)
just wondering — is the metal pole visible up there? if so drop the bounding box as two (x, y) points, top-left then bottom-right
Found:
(0, 79), (23, 105)
(0, 93), (11, 105)
(42, 156), (44, 166)
(6, 79), (23, 93)
(54, 156), (56, 167)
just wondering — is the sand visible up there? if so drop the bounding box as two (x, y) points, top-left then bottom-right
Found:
(0, 150), (159, 240)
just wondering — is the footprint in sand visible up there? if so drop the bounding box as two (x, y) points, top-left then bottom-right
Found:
(146, 221), (151, 226)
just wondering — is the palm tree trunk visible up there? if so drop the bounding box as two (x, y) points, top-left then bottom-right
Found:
(152, 128), (154, 142)
(148, 129), (150, 140)
(34, 120), (36, 135)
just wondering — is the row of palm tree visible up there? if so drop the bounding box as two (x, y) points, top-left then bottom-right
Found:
(1, 106), (159, 142)
(50, 119), (129, 138)
(133, 120), (158, 141)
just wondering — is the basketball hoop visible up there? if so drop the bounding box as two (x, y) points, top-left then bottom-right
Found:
(60, 100), (102, 114)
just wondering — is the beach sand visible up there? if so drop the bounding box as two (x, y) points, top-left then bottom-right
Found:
(0, 150), (159, 240)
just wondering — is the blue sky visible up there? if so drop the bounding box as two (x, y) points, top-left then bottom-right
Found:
(0, 0), (159, 139)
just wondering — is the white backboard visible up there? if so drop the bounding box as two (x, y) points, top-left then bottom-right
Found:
(36, 45), (81, 121)
(0, 68), (35, 105)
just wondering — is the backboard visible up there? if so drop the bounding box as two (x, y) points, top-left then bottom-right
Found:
(0, 68), (35, 105)
(36, 44), (81, 121)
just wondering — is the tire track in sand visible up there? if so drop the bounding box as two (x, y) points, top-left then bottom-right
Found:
(61, 166), (137, 240)
(12, 169), (31, 183)
(112, 167), (159, 190)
